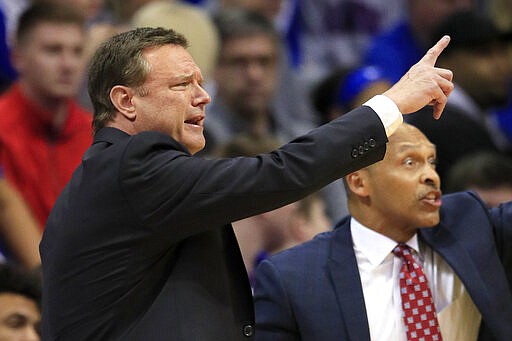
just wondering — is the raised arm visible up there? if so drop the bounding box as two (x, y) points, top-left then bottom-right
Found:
(384, 35), (454, 119)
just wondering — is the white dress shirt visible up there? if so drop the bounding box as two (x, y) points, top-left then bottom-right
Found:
(364, 95), (403, 137)
(350, 217), (481, 341)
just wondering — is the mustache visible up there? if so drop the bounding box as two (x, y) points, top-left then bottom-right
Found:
(418, 186), (441, 200)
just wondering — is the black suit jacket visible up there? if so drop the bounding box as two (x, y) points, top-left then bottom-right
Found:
(40, 107), (388, 340)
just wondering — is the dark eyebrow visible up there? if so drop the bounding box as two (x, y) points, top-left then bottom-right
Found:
(175, 71), (204, 85)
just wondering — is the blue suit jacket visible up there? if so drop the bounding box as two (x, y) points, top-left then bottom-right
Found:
(254, 192), (512, 341)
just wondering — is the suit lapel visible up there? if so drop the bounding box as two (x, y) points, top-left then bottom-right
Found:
(327, 220), (371, 341)
(419, 224), (490, 316)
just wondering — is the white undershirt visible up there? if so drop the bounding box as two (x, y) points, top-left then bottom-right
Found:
(350, 217), (481, 341)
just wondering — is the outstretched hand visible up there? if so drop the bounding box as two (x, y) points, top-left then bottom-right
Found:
(383, 35), (453, 119)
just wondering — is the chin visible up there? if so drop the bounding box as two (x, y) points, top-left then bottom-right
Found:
(187, 142), (206, 155)
(421, 215), (440, 228)
(51, 89), (78, 99)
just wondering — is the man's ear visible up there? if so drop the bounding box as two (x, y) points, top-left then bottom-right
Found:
(346, 171), (369, 197)
(110, 85), (136, 120)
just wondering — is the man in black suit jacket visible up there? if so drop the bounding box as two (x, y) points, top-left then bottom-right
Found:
(39, 27), (453, 340)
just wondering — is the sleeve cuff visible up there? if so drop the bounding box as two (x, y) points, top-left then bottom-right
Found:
(363, 95), (403, 137)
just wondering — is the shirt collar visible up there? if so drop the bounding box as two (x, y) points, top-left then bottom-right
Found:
(350, 217), (420, 266)
(11, 83), (79, 139)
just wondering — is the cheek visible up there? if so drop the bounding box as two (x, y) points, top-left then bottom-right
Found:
(374, 184), (407, 205)
(263, 74), (278, 91)
(15, 53), (38, 75)
(156, 110), (182, 134)
(416, 210), (440, 229)
(223, 77), (244, 96)
(32, 52), (56, 66)
(374, 183), (416, 214)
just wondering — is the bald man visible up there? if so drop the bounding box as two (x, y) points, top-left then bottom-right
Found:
(254, 124), (512, 341)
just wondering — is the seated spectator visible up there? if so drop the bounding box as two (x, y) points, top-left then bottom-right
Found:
(445, 151), (512, 208)
(204, 7), (315, 155)
(0, 2), (92, 229)
(211, 0), (319, 135)
(0, 263), (41, 341)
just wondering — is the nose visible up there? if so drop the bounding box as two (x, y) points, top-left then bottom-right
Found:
(192, 82), (211, 107)
(421, 164), (441, 189)
(246, 61), (266, 81)
(22, 325), (41, 341)
(60, 48), (84, 71)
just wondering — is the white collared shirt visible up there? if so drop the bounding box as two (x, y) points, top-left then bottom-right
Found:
(350, 217), (481, 341)
(364, 95), (403, 137)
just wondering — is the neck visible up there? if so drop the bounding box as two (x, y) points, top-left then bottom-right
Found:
(19, 82), (70, 130)
(249, 113), (271, 137)
(233, 104), (272, 135)
(105, 113), (137, 135)
(349, 202), (417, 243)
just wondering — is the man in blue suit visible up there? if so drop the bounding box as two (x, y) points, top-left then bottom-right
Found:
(254, 123), (512, 341)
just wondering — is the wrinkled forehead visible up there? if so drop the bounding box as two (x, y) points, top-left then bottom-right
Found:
(386, 124), (436, 154)
(390, 124), (431, 143)
(21, 21), (85, 44)
(143, 44), (202, 76)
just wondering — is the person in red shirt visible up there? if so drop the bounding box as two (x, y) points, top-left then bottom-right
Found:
(0, 2), (92, 229)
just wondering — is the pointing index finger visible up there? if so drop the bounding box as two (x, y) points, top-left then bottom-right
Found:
(419, 35), (451, 66)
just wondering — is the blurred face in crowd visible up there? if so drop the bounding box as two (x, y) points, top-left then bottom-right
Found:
(0, 293), (40, 341)
(408, 0), (475, 43)
(214, 34), (279, 119)
(347, 124), (441, 242)
(119, 44), (211, 154)
(445, 44), (512, 109)
(13, 22), (86, 101)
